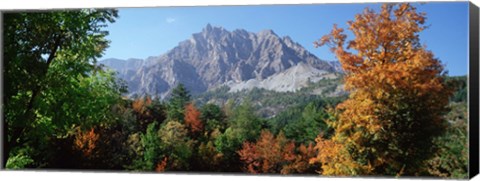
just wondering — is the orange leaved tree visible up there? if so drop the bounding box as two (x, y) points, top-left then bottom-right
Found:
(74, 127), (99, 158)
(238, 130), (319, 174)
(238, 130), (288, 173)
(184, 103), (204, 134)
(310, 3), (452, 176)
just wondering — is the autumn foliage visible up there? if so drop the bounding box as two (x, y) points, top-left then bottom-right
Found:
(311, 3), (452, 176)
(282, 142), (318, 174)
(131, 96), (167, 133)
(132, 96), (155, 130)
(155, 157), (168, 172)
(238, 130), (319, 174)
(132, 96), (153, 114)
(74, 127), (100, 157)
(184, 103), (204, 133)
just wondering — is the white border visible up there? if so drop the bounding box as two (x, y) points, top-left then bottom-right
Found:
(0, 0), (474, 10)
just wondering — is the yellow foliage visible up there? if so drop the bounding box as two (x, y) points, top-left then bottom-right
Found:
(312, 3), (452, 176)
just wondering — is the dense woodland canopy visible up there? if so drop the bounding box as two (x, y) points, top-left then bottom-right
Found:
(3, 3), (468, 179)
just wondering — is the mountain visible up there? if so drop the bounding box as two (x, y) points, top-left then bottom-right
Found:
(101, 24), (338, 99)
(227, 62), (336, 93)
(328, 61), (343, 73)
(100, 58), (144, 90)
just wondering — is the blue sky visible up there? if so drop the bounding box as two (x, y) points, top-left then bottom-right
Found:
(103, 2), (469, 76)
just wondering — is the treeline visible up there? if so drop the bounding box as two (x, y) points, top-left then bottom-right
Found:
(194, 76), (346, 119)
(5, 79), (467, 176)
(6, 82), (337, 173)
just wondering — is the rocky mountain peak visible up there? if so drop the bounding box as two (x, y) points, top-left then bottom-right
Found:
(258, 29), (277, 37)
(205, 23), (213, 31)
(201, 24), (228, 39)
(101, 25), (337, 99)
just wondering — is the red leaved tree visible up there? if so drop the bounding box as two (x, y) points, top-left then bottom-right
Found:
(184, 103), (204, 134)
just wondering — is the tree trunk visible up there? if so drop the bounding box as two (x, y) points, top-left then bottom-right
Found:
(2, 34), (62, 168)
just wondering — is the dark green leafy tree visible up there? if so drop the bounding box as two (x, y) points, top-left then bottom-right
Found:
(445, 76), (467, 103)
(214, 100), (265, 171)
(167, 83), (191, 122)
(128, 120), (194, 172)
(283, 102), (329, 144)
(130, 122), (161, 171)
(427, 103), (468, 178)
(267, 106), (303, 135)
(201, 103), (227, 136)
(178, 103), (226, 172)
(3, 9), (119, 168)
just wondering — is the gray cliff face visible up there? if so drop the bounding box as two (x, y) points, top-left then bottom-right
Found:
(100, 24), (337, 99)
(328, 61), (344, 73)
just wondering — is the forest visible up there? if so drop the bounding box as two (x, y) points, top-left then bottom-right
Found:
(3, 3), (469, 179)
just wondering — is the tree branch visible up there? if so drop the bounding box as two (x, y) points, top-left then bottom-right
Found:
(8, 33), (64, 158)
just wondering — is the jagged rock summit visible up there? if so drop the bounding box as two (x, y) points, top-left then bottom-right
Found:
(101, 24), (338, 99)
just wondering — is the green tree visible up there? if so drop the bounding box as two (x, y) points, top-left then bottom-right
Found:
(229, 100), (265, 142)
(445, 76), (467, 103)
(157, 121), (194, 171)
(283, 102), (329, 144)
(195, 141), (223, 171)
(427, 103), (468, 178)
(214, 100), (265, 171)
(167, 83), (191, 121)
(3, 9), (120, 168)
(130, 122), (161, 171)
(200, 103), (227, 135)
